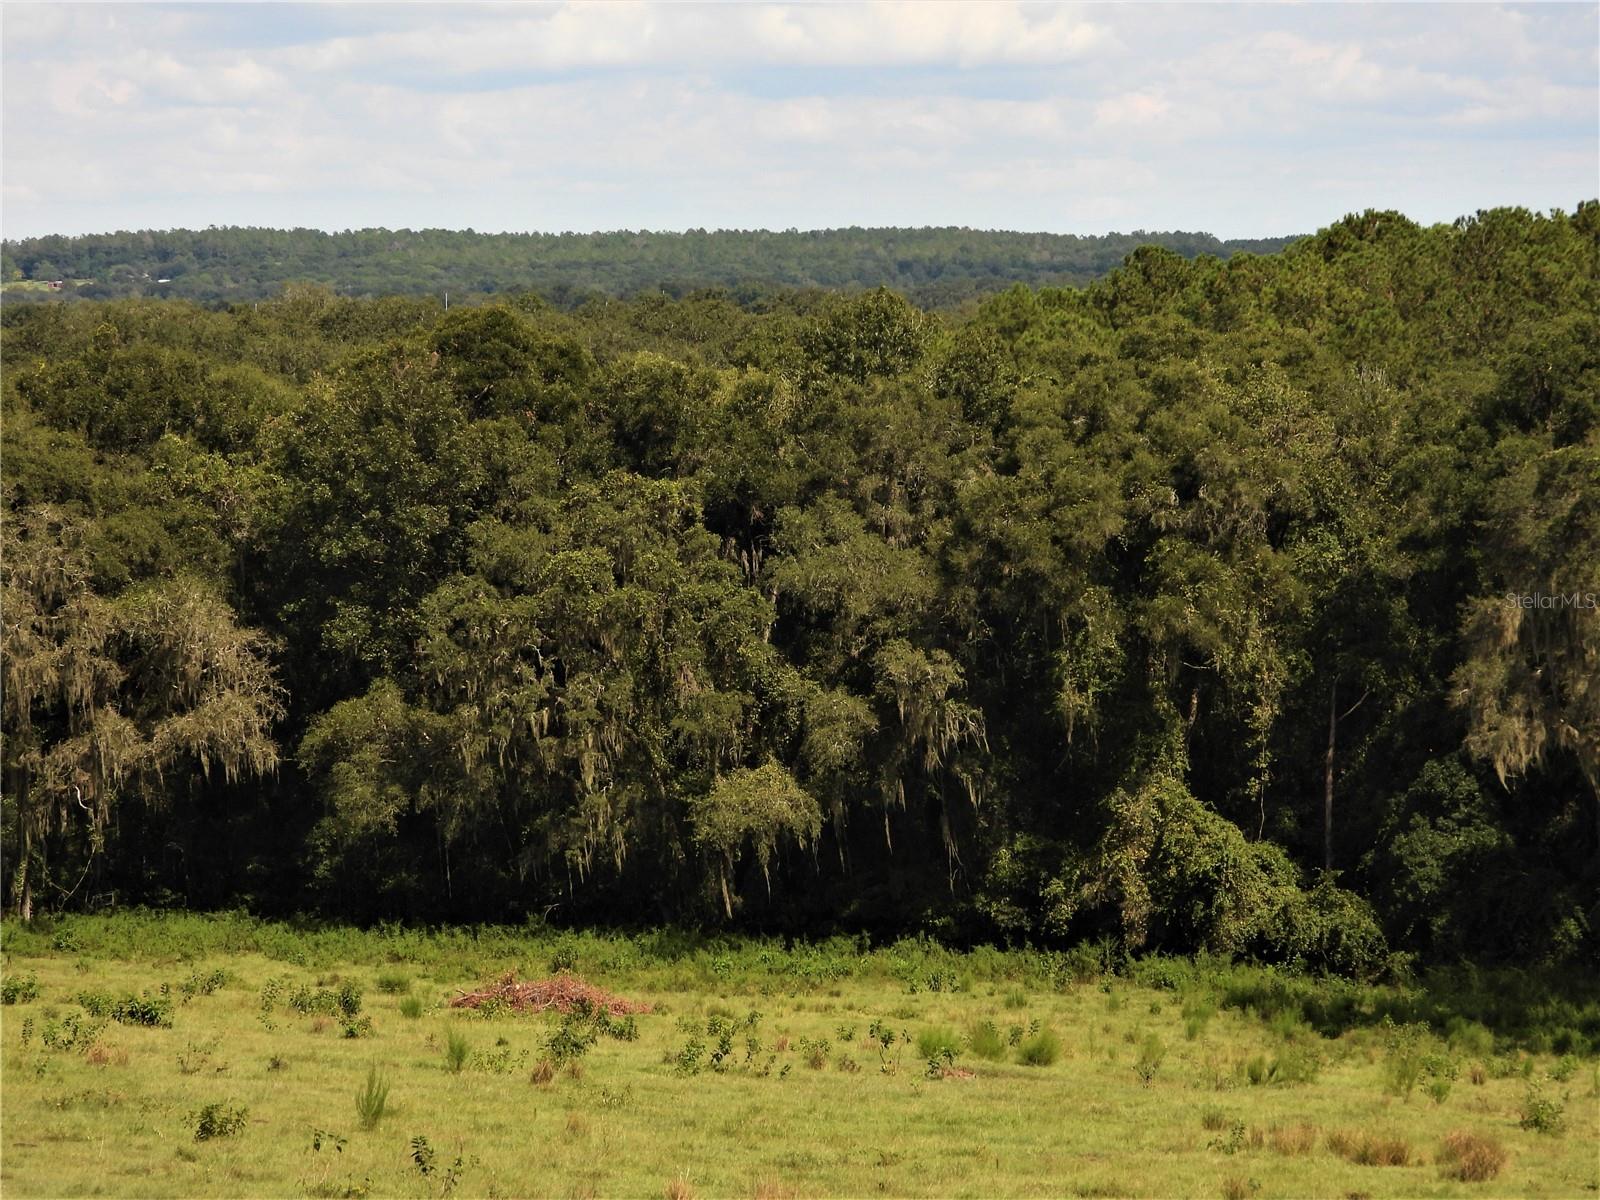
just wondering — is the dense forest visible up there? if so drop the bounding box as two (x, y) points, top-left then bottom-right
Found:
(2, 206), (1596, 976)
(0, 226), (1297, 309)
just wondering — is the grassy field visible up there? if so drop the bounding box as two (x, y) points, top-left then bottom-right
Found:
(1, 914), (1596, 1199)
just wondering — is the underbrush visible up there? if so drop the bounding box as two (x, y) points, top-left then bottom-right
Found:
(7, 910), (1598, 1055)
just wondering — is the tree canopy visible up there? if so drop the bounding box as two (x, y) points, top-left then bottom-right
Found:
(2, 204), (1595, 971)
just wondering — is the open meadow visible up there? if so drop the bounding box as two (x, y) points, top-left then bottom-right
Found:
(1, 913), (1596, 1199)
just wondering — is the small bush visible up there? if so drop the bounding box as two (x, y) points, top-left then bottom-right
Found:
(354, 1066), (389, 1131)
(530, 1058), (555, 1086)
(1003, 990), (1028, 1009)
(1517, 1084), (1566, 1134)
(444, 1027), (471, 1073)
(41, 1012), (106, 1053)
(545, 1014), (599, 1066)
(112, 992), (176, 1030)
(2, 973), (40, 1005)
(1437, 1131), (1507, 1182)
(335, 982), (363, 1019)
(1200, 1106), (1231, 1132)
(191, 1101), (248, 1141)
(1017, 1029), (1061, 1067)
(375, 971), (410, 995)
(399, 996), (424, 1019)
(77, 989), (114, 1017)
(799, 1036), (830, 1070)
(179, 968), (229, 999)
(1380, 1021), (1430, 1099)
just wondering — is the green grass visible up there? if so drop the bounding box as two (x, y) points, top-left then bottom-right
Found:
(1, 912), (1597, 1197)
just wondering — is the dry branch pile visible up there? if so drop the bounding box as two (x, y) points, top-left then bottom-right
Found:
(448, 971), (652, 1016)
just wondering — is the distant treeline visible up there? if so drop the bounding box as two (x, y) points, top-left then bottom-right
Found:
(2, 206), (1596, 975)
(0, 225), (1299, 308)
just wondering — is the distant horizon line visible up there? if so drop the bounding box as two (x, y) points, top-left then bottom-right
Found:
(3, 221), (1317, 245)
(11, 201), (1593, 245)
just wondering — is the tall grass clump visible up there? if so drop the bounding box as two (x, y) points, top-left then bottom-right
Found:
(355, 1065), (389, 1130)
(1134, 1034), (1165, 1085)
(399, 995), (424, 1019)
(1437, 1131), (1507, 1181)
(915, 1027), (961, 1060)
(1326, 1130), (1411, 1166)
(1017, 1028), (1061, 1067)
(967, 1020), (1006, 1061)
(444, 1027), (471, 1073)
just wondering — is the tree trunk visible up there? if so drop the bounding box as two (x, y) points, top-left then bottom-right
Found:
(16, 825), (33, 923)
(1324, 681), (1337, 872)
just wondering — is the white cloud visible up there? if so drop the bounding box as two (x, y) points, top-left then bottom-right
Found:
(0, 2), (1593, 240)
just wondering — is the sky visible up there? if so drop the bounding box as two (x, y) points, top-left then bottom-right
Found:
(2, 2), (1596, 241)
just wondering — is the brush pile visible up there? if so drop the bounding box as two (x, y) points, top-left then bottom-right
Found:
(448, 971), (652, 1016)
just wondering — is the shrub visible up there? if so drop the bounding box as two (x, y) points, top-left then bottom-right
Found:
(41, 1012), (106, 1053)
(799, 1036), (831, 1070)
(1517, 1084), (1566, 1134)
(180, 968), (229, 999)
(77, 989), (115, 1017)
(399, 996), (424, 1019)
(354, 1066), (389, 1130)
(1437, 1131), (1507, 1181)
(545, 1014), (598, 1066)
(967, 1020), (1006, 1061)
(1017, 1029), (1061, 1067)
(336, 982), (363, 1019)
(2, 973), (40, 1004)
(191, 1101), (249, 1141)
(375, 971), (410, 995)
(444, 1027), (471, 1073)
